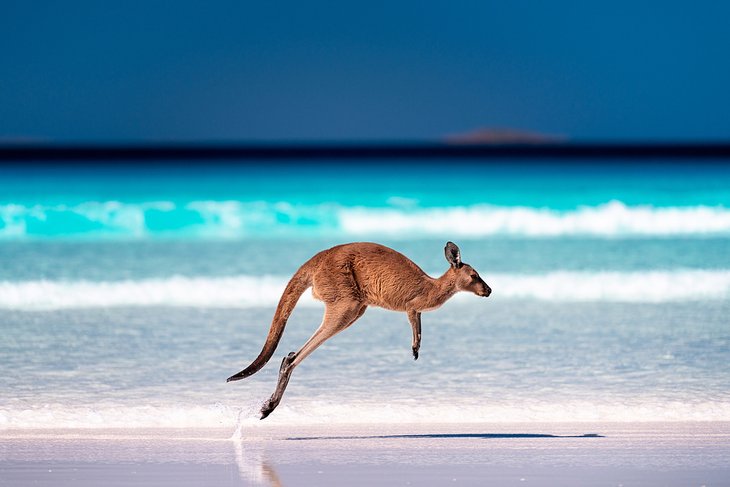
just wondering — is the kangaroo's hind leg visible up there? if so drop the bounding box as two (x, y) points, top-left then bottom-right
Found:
(260, 300), (366, 419)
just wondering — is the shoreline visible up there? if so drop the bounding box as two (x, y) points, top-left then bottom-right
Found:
(2, 422), (728, 486)
(3, 419), (730, 439)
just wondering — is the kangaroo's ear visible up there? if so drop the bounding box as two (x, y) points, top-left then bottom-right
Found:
(444, 241), (462, 268)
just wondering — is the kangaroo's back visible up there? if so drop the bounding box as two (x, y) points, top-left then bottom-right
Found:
(311, 242), (433, 311)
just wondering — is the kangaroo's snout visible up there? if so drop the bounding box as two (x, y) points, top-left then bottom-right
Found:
(480, 284), (492, 297)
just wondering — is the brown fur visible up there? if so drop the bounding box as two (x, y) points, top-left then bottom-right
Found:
(227, 241), (491, 419)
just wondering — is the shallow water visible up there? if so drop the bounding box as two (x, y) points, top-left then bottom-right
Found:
(0, 160), (728, 428)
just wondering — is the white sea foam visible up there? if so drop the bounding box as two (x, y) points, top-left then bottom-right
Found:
(0, 275), (310, 310)
(1, 270), (728, 310)
(339, 200), (730, 237)
(489, 269), (730, 302)
(2, 398), (729, 429)
(3, 200), (730, 238)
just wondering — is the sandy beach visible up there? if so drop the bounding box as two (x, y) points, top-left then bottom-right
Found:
(2, 421), (728, 486)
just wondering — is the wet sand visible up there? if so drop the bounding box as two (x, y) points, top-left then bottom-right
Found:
(1, 422), (729, 486)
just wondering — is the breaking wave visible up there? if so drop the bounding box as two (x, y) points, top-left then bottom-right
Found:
(2, 200), (730, 239)
(2, 398), (729, 429)
(2, 270), (728, 310)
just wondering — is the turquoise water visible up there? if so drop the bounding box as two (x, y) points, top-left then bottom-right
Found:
(0, 160), (729, 428)
(2, 161), (730, 240)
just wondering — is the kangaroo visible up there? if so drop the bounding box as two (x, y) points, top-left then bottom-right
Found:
(227, 241), (491, 419)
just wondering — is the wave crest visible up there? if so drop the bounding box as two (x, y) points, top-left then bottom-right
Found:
(1, 270), (728, 310)
(340, 201), (730, 237)
(2, 200), (730, 239)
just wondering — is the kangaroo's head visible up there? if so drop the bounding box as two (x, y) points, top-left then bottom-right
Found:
(444, 241), (491, 297)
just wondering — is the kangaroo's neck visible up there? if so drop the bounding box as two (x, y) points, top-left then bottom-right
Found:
(423, 270), (458, 309)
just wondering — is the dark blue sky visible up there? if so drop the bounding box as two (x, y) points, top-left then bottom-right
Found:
(2, 2), (729, 142)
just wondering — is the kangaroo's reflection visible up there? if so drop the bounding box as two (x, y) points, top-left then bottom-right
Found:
(232, 436), (283, 487)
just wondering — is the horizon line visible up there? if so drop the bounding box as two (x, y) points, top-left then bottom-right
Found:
(1, 140), (730, 161)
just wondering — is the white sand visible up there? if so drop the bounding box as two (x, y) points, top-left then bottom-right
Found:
(1, 422), (729, 486)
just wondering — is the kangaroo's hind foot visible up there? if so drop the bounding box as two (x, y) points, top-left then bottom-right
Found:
(260, 352), (296, 419)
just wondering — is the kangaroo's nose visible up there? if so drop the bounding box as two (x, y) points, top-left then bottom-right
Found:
(483, 286), (492, 297)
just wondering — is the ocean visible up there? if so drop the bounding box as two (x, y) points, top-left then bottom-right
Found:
(1, 160), (729, 429)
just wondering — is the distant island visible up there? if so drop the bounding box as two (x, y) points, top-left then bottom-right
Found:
(445, 127), (567, 145)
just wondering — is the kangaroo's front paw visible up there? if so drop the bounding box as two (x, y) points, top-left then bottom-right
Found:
(412, 346), (419, 360)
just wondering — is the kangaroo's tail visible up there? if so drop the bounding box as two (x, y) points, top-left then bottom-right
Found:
(226, 262), (313, 382)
